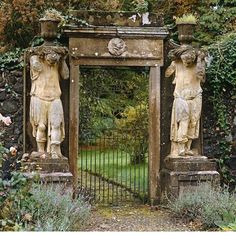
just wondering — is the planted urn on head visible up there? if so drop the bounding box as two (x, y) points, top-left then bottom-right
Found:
(39, 9), (64, 44)
(175, 14), (197, 44)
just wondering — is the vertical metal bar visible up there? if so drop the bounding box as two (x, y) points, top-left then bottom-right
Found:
(94, 137), (97, 201)
(107, 133), (110, 205)
(102, 135), (105, 204)
(98, 136), (102, 203)
(130, 130), (133, 200)
(148, 66), (161, 204)
(138, 132), (141, 201)
(23, 51), (27, 154)
(80, 147), (82, 193)
(89, 137), (92, 198)
(116, 131), (119, 205)
(125, 132), (128, 202)
(120, 134), (123, 203)
(85, 140), (88, 191)
(112, 130), (115, 204)
(143, 150), (146, 203)
(133, 131), (137, 202)
(69, 61), (79, 198)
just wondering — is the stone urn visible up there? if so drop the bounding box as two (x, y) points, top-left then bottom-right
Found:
(39, 18), (60, 42)
(177, 22), (196, 44)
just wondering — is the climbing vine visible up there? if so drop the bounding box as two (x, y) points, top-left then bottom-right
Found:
(205, 33), (236, 184)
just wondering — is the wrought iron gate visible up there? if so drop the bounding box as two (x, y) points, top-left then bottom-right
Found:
(78, 67), (149, 205)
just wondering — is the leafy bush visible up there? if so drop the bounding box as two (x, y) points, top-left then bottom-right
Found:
(79, 68), (148, 145)
(215, 211), (236, 231)
(176, 13), (197, 24)
(0, 174), (91, 231)
(1, 146), (90, 231)
(26, 184), (91, 231)
(113, 103), (148, 164)
(0, 172), (33, 231)
(205, 33), (236, 184)
(166, 183), (236, 229)
(0, 48), (23, 71)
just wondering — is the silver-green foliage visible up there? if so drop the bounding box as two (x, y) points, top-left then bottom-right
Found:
(27, 184), (91, 231)
(167, 183), (236, 228)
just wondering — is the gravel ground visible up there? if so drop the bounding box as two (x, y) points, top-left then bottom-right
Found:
(80, 205), (201, 231)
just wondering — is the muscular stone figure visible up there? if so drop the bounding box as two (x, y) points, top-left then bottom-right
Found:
(165, 45), (206, 157)
(29, 46), (69, 159)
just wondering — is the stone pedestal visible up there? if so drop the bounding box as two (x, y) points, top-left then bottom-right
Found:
(21, 157), (73, 183)
(160, 156), (220, 201)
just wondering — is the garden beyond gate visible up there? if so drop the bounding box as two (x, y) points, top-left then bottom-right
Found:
(64, 11), (168, 205)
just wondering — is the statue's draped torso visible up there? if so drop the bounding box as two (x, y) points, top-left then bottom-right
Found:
(173, 61), (202, 100)
(30, 55), (62, 101)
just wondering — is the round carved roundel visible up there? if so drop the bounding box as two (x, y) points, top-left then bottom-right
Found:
(108, 38), (127, 56)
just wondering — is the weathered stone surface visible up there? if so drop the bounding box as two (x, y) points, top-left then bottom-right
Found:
(13, 81), (23, 94)
(161, 155), (220, 201)
(2, 100), (18, 113)
(68, 10), (164, 27)
(21, 158), (70, 173)
(26, 12), (70, 160)
(165, 44), (206, 157)
(164, 156), (217, 172)
(23, 172), (73, 183)
(67, 27), (168, 67)
(0, 90), (6, 101)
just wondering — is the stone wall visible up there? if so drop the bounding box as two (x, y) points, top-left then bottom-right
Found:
(0, 69), (23, 155)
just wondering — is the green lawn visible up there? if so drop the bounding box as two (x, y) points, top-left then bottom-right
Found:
(78, 149), (148, 194)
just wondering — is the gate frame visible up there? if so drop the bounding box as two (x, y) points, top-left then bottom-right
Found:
(64, 23), (169, 203)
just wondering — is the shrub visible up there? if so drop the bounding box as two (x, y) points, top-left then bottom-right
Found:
(166, 183), (236, 229)
(175, 13), (197, 24)
(0, 172), (33, 231)
(204, 33), (236, 184)
(0, 165), (91, 231)
(113, 103), (148, 164)
(26, 184), (91, 231)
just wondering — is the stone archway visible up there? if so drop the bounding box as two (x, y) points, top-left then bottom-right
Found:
(64, 11), (168, 204)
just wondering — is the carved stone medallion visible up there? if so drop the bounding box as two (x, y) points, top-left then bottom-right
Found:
(108, 38), (127, 56)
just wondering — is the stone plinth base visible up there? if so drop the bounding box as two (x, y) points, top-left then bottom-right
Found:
(21, 155), (72, 183)
(21, 158), (70, 173)
(23, 172), (73, 183)
(160, 156), (220, 201)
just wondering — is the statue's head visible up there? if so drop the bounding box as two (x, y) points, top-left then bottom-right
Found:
(45, 52), (60, 65)
(180, 49), (196, 67)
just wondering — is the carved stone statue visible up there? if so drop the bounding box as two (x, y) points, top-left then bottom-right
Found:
(28, 13), (69, 159)
(165, 44), (206, 157)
